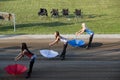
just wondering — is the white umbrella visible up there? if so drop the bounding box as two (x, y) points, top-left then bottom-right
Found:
(40, 49), (59, 58)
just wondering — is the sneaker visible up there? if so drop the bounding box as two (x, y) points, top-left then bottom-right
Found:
(25, 73), (31, 79)
(25, 75), (30, 79)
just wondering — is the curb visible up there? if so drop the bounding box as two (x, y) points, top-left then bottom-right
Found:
(0, 34), (120, 40)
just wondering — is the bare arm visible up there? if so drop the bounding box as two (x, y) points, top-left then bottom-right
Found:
(49, 37), (59, 46)
(15, 52), (24, 61)
(76, 27), (85, 36)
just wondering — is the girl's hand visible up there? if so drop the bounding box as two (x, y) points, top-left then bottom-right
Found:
(14, 57), (18, 61)
(75, 32), (79, 36)
(49, 43), (52, 47)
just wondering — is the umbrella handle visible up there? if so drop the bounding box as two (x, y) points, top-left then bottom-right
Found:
(75, 35), (78, 39)
(14, 57), (18, 64)
(14, 61), (17, 64)
(41, 46), (51, 50)
(49, 46), (51, 50)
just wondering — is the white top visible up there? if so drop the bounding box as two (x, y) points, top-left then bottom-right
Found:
(60, 36), (68, 44)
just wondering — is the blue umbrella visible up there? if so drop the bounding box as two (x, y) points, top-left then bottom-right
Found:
(68, 39), (85, 47)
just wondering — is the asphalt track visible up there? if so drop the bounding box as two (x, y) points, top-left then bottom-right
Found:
(0, 38), (120, 80)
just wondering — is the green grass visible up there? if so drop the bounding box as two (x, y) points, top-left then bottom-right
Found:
(0, 0), (120, 34)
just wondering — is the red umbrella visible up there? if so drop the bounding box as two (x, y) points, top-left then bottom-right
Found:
(4, 64), (27, 76)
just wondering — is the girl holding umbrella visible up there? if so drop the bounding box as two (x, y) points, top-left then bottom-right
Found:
(76, 23), (94, 49)
(15, 43), (37, 78)
(49, 31), (68, 60)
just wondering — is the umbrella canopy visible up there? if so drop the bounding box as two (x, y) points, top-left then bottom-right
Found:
(40, 49), (59, 58)
(4, 64), (27, 76)
(68, 39), (85, 47)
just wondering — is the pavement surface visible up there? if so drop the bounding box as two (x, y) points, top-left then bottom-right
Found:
(0, 34), (120, 80)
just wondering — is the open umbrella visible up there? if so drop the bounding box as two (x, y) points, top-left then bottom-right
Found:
(40, 49), (59, 58)
(4, 64), (27, 76)
(68, 39), (85, 47)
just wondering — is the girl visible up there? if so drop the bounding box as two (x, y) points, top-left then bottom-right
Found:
(49, 31), (68, 60)
(15, 43), (36, 78)
(76, 23), (94, 49)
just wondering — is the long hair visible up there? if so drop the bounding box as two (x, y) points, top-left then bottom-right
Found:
(21, 43), (31, 54)
(55, 31), (60, 39)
